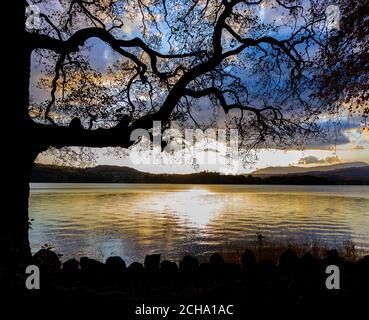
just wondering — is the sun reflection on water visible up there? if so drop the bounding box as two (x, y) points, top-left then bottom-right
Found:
(29, 184), (369, 263)
(139, 188), (225, 227)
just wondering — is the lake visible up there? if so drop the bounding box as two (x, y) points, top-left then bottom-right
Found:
(29, 183), (369, 264)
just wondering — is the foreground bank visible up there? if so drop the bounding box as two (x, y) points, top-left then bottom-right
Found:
(3, 248), (368, 312)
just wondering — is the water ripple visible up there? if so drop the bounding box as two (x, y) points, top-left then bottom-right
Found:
(29, 183), (369, 263)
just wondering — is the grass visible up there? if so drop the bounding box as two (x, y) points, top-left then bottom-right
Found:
(37, 236), (368, 264)
(216, 238), (367, 264)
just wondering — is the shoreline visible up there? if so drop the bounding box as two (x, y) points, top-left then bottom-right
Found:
(4, 247), (368, 306)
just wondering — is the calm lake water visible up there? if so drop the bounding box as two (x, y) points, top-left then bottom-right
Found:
(29, 183), (369, 263)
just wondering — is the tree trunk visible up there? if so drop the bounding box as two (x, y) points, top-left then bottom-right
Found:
(2, 149), (39, 271)
(1, 1), (37, 274)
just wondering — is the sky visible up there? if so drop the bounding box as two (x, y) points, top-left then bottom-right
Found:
(37, 124), (369, 174)
(33, 0), (369, 173)
(97, 143), (369, 174)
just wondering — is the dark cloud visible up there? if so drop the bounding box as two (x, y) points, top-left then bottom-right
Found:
(299, 118), (365, 150)
(302, 135), (350, 150)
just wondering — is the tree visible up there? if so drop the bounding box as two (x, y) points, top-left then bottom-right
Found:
(314, 0), (369, 119)
(3, 0), (368, 271)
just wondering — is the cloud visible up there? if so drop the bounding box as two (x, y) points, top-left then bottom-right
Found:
(302, 136), (350, 150)
(297, 155), (341, 165)
(298, 120), (368, 151)
(351, 145), (366, 150)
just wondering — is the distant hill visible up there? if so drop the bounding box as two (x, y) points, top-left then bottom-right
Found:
(31, 164), (150, 183)
(268, 166), (369, 185)
(250, 162), (368, 176)
(31, 163), (369, 185)
(292, 166), (369, 183)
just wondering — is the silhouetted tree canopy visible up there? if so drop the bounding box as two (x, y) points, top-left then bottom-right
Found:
(314, 0), (369, 119)
(24, 0), (368, 158)
(3, 0), (368, 271)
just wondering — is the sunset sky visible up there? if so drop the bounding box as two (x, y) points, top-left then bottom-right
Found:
(32, 0), (369, 174)
(37, 125), (369, 174)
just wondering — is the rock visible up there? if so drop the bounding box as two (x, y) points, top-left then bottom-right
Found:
(258, 259), (276, 274)
(179, 255), (199, 273)
(210, 253), (225, 267)
(106, 256), (126, 273)
(325, 249), (340, 265)
(199, 262), (212, 274)
(224, 262), (241, 274)
(297, 252), (319, 273)
(144, 254), (160, 272)
(241, 249), (257, 272)
(160, 260), (178, 273)
(80, 257), (105, 273)
(341, 260), (356, 273)
(357, 255), (369, 273)
(63, 258), (79, 273)
(279, 248), (298, 270)
(33, 249), (61, 273)
(127, 262), (144, 273)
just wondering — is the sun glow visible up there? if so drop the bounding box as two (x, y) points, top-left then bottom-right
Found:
(138, 188), (224, 227)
